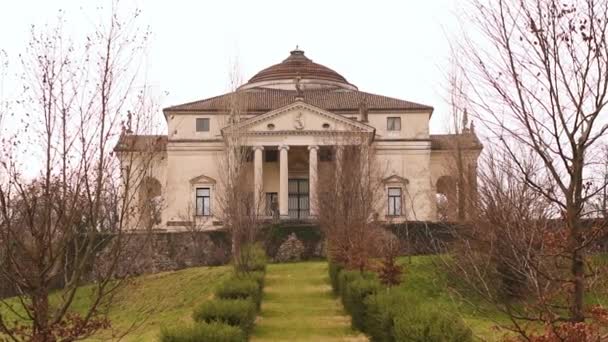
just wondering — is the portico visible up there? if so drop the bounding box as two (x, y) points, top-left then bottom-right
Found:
(228, 101), (375, 220)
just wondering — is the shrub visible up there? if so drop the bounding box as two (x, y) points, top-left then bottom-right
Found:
(392, 305), (473, 342)
(378, 256), (403, 287)
(343, 276), (381, 331)
(216, 277), (262, 308)
(192, 299), (257, 335)
(274, 233), (306, 262)
(242, 243), (267, 272)
(262, 224), (324, 259)
(329, 262), (343, 293)
(338, 270), (359, 297)
(364, 292), (396, 342)
(238, 271), (265, 290)
(338, 270), (375, 298)
(159, 321), (246, 342)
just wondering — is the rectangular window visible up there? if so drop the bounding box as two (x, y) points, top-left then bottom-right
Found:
(387, 117), (401, 131)
(196, 118), (210, 132)
(196, 188), (211, 216)
(265, 192), (278, 216)
(388, 187), (402, 216)
(265, 150), (278, 162)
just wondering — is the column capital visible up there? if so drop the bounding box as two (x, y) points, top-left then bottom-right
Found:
(252, 145), (264, 151)
(278, 144), (290, 151)
(307, 145), (320, 151)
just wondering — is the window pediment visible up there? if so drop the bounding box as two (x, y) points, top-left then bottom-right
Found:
(189, 174), (217, 185)
(383, 174), (409, 185)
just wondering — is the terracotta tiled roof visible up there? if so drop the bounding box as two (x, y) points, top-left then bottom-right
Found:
(248, 49), (350, 85)
(164, 88), (433, 113)
(114, 134), (167, 152)
(430, 133), (483, 150)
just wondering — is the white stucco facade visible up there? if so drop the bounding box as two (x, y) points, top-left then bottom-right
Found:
(116, 49), (482, 231)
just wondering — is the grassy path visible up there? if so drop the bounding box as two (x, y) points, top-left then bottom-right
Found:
(251, 262), (367, 342)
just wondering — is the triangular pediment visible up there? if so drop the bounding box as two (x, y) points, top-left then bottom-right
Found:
(383, 175), (409, 185)
(222, 101), (375, 135)
(189, 174), (217, 185)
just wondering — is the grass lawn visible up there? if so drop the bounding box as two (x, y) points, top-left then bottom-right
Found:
(251, 262), (367, 342)
(2, 255), (606, 341)
(1, 265), (231, 342)
(396, 255), (512, 341)
(396, 255), (608, 341)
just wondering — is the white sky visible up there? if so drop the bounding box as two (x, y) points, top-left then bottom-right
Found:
(0, 0), (462, 134)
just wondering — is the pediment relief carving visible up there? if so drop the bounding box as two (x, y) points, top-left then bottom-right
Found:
(222, 101), (374, 135)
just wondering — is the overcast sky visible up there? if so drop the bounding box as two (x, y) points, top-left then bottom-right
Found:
(0, 0), (462, 133)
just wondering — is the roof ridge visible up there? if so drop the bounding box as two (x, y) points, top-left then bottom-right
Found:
(164, 94), (224, 112)
(164, 87), (434, 113)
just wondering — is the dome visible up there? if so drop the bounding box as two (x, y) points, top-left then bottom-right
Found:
(240, 49), (357, 91)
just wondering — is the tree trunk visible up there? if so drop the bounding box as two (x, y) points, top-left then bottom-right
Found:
(569, 209), (586, 322)
(32, 286), (51, 341)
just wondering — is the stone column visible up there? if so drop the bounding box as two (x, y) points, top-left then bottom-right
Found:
(253, 146), (264, 215)
(335, 145), (344, 180)
(279, 145), (289, 218)
(308, 145), (319, 217)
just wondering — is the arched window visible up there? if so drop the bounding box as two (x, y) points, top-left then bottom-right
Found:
(436, 176), (456, 222)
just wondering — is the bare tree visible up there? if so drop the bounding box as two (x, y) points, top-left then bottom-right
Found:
(445, 0), (608, 336)
(0, 4), (161, 341)
(317, 133), (386, 271)
(215, 63), (265, 273)
(589, 146), (608, 219)
(436, 52), (483, 223)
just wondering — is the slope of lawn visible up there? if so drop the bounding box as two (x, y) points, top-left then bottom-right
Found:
(0, 265), (231, 342)
(251, 262), (367, 342)
(395, 255), (511, 341)
(396, 255), (608, 341)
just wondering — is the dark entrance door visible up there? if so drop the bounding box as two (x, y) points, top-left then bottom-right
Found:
(288, 179), (309, 219)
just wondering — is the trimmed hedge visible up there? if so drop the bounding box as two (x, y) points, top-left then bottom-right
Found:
(363, 292), (395, 342)
(192, 299), (257, 335)
(329, 261), (473, 342)
(329, 262), (343, 294)
(392, 305), (473, 342)
(344, 277), (381, 331)
(216, 277), (262, 308)
(242, 244), (268, 272)
(159, 321), (246, 342)
(240, 270), (265, 290)
(160, 248), (268, 342)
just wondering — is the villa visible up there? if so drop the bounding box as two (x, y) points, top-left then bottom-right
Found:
(115, 49), (482, 230)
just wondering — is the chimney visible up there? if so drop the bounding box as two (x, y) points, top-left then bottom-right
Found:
(359, 100), (368, 123)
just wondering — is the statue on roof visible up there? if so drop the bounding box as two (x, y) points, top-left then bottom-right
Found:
(295, 75), (303, 99)
(462, 107), (470, 134)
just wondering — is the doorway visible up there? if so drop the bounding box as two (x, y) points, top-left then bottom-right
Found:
(288, 179), (309, 219)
